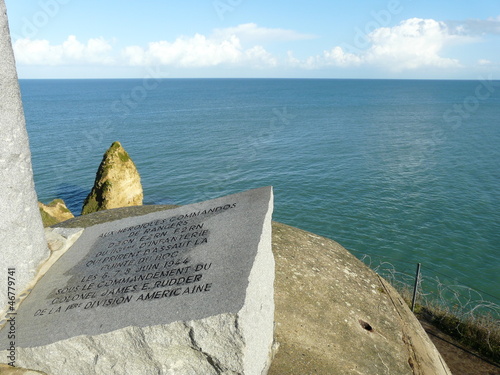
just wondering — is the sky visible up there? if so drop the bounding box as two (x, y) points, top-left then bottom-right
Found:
(4, 0), (500, 79)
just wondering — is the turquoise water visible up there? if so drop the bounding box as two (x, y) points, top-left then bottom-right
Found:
(20, 79), (500, 303)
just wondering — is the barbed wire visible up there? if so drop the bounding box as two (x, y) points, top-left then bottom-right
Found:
(355, 251), (500, 321)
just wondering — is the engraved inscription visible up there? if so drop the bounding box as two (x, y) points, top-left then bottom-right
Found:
(33, 203), (237, 317)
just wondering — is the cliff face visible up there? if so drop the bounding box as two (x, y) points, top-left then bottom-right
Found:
(81, 142), (143, 215)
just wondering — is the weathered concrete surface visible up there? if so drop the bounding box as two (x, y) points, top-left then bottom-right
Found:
(38, 199), (74, 227)
(268, 222), (451, 375)
(53, 206), (450, 375)
(81, 141), (143, 215)
(0, 0), (49, 317)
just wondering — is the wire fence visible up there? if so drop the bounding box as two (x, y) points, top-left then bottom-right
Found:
(351, 250), (500, 321)
(353, 250), (500, 362)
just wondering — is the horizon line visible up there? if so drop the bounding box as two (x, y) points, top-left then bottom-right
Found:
(17, 77), (497, 81)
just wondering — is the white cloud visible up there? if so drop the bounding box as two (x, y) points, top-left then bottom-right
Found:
(122, 27), (278, 68)
(13, 25), (283, 69)
(13, 35), (113, 65)
(244, 46), (278, 68)
(123, 34), (242, 67)
(294, 47), (362, 69)
(121, 45), (145, 66)
(294, 18), (468, 71)
(12, 20), (484, 74)
(446, 16), (500, 36)
(213, 23), (316, 44)
(364, 18), (464, 70)
(478, 59), (492, 65)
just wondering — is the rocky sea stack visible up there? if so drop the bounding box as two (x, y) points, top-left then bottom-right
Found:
(38, 199), (74, 227)
(81, 141), (143, 215)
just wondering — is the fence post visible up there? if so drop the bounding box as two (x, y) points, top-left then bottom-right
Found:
(411, 263), (421, 312)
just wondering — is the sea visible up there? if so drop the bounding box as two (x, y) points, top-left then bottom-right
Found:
(19, 78), (500, 307)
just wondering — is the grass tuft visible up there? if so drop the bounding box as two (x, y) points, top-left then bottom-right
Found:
(395, 283), (500, 364)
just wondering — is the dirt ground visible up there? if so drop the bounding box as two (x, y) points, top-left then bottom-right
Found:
(419, 319), (500, 375)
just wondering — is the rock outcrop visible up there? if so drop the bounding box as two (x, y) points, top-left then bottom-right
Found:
(38, 199), (74, 227)
(48, 206), (451, 375)
(81, 142), (143, 215)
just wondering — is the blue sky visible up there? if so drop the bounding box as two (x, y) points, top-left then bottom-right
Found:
(4, 0), (500, 79)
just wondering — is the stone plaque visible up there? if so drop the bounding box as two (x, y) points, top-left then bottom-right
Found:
(0, 187), (273, 350)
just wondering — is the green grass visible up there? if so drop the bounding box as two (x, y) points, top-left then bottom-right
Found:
(417, 304), (499, 364)
(396, 284), (500, 364)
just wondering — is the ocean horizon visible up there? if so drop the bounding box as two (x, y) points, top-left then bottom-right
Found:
(20, 78), (500, 306)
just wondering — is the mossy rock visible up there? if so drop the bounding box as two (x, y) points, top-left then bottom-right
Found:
(38, 199), (74, 227)
(39, 207), (59, 227)
(81, 195), (100, 216)
(81, 141), (143, 215)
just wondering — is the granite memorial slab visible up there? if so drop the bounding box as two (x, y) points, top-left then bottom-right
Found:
(0, 187), (274, 375)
